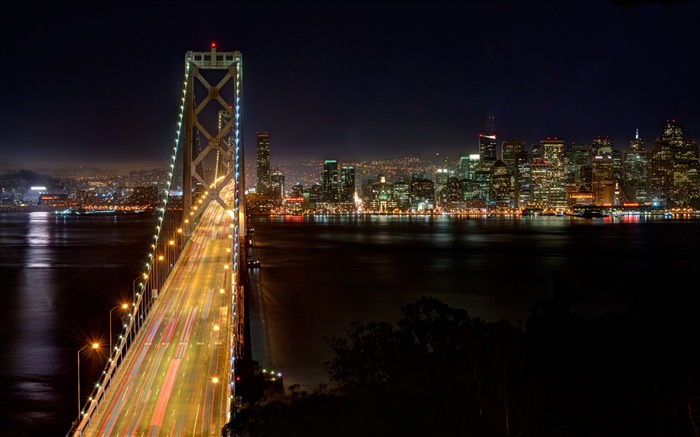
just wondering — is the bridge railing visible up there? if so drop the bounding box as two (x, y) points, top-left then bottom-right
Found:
(68, 217), (192, 436)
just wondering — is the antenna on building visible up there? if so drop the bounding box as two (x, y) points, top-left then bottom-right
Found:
(635, 128), (639, 140)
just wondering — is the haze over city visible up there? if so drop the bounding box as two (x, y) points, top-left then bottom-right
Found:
(2, 0), (699, 171)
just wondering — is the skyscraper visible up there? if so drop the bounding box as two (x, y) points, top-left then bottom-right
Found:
(270, 170), (285, 200)
(434, 168), (451, 206)
(650, 120), (684, 206)
(479, 115), (497, 171)
(256, 131), (271, 196)
(501, 140), (524, 175)
(591, 136), (615, 206)
(340, 165), (355, 202)
(592, 155), (615, 205)
(623, 129), (649, 204)
(490, 160), (511, 206)
(322, 160), (339, 202)
(515, 149), (532, 208)
(410, 174), (435, 211)
(540, 138), (567, 210)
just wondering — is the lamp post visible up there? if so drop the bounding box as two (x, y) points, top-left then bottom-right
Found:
(131, 275), (144, 340)
(132, 276), (141, 305)
(211, 375), (236, 412)
(109, 303), (129, 360)
(157, 254), (165, 294)
(77, 342), (100, 418)
(168, 239), (175, 269)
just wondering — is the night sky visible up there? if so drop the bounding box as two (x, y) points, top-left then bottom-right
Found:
(1, 0), (698, 171)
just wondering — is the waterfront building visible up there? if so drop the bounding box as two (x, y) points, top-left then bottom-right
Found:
(434, 168), (451, 206)
(490, 159), (511, 207)
(270, 170), (284, 200)
(322, 160), (339, 202)
(673, 139), (700, 205)
(410, 174), (435, 211)
(256, 131), (271, 197)
(650, 120), (683, 206)
(458, 154), (480, 199)
(290, 182), (304, 198)
(515, 149), (532, 208)
(457, 155), (472, 181)
(540, 138), (568, 210)
(479, 115), (498, 171)
(566, 143), (592, 192)
(393, 178), (411, 211)
(623, 129), (649, 204)
(592, 154), (615, 205)
(365, 175), (395, 212)
(340, 165), (355, 202)
(530, 159), (549, 209)
(307, 182), (323, 210)
(131, 186), (159, 207)
(501, 140), (524, 175)
(473, 170), (492, 202)
(443, 176), (464, 211)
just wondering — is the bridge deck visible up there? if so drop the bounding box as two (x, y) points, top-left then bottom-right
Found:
(82, 202), (233, 437)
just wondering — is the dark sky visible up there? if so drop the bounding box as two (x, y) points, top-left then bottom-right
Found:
(1, 0), (698, 170)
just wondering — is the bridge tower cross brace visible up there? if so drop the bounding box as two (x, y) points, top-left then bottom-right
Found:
(182, 46), (245, 234)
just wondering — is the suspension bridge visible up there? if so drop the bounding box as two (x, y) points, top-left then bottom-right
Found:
(68, 45), (253, 437)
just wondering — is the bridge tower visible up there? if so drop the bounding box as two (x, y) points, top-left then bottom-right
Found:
(181, 44), (245, 235)
(180, 44), (248, 425)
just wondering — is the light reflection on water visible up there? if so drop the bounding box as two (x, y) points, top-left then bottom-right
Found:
(1, 211), (156, 436)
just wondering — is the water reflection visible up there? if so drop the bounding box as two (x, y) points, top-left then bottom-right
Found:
(248, 215), (700, 392)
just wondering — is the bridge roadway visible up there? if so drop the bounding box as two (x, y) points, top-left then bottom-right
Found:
(83, 201), (234, 437)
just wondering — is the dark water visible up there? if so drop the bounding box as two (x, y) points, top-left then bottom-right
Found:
(0, 212), (155, 437)
(1, 212), (699, 435)
(247, 214), (700, 391)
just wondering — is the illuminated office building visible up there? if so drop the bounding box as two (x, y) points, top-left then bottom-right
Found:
(479, 115), (498, 171)
(340, 165), (355, 202)
(650, 120), (682, 206)
(366, 175), (395, 212)
(515, 149), (532, 208)
(473, 170), (492, 202)
(592, 154), (615, 205)
(674, 139), (700, 204)
(530, 159), (549, 208)
(567, 143), (592, 192)
(490, 160), (511, 206)
(434, 168), (451, 205)
(393, 178), (411, 210)
(443, 176), (464, 211)
(410, 174), (435, 211)
(623, 129), (649, 204)
(270, 170), (284, 200)
(501, 140), (524, 175)
(539, 138), (567, 210)
(322, 159), (339, 202)
(290, 182), (304, 198)
(256, 131), (271, 196)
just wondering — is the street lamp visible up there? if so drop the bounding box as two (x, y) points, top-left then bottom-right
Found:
(131, 275), (143, 336)
(109, 303), (129, 361)
(157, 254), (165, 291)
(77, 342), (100, 418)
(213, 324), (235, 334)
(132, 276), (143, 303)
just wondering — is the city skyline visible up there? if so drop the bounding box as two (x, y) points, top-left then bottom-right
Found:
(2, 0), (699, 171)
